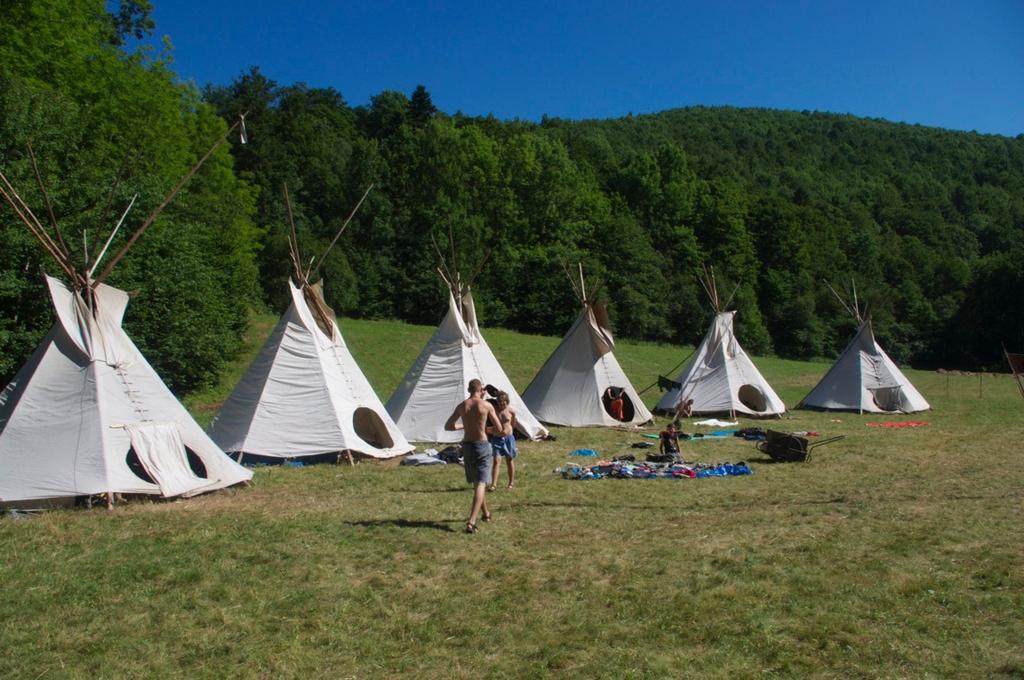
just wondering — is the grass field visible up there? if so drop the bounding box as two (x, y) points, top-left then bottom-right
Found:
(3, 313), (1023, 679)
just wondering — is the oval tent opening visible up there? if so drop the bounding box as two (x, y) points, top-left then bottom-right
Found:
(602, 387), (636, 422)
(869, 386), (902, 412)
(353, 407), (395, 449)
(185, 448), (208, 478)
(738, 384), (768, 413)
(126, 447), (156, 484)
(125, 446), (208, 484)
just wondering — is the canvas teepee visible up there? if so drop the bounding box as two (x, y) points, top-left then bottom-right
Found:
(207, 186), (413, 460)
(385, 246), (548, 443)
(522, 265), (652, 427)
(798, 283), (929, 413)
(0, 125), (253, 504)
(654, 269), (785, 418)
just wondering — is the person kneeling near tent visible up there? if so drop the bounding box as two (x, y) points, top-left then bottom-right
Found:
(445, 378), (503, 534)
(487, 390), (518, 491)
(672, 398), (694, 425)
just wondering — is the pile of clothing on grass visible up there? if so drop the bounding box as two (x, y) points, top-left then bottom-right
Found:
(400, 446), (464, 466)
(556, 459), (752, 480)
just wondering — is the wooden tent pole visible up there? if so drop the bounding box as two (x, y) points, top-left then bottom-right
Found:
(90, 149), (138, 264)
(711, 266), (720, 311)
(88, 194), (137, 278)
(436, 266), (452, 289)
(92, 117), (243, 287)
(431, 234), (456, 287)
(26, 142), (71, 260)
(463, 249), (493, 291)
(721, 282), (741, 311)
(561, 261), (582, 302)
(0, 170), (65, 258)
(699, 265), (718, 311)
(824, 279), (857, 322)
(282, 183), (303, 282)
(852, 279), (860, 321)
(309, 183), (374, 279)
(447, 219), (458, 287)
(0, 176), (79, 283)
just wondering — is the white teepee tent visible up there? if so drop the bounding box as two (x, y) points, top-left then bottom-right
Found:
(385, 265), (548, 443)
(798, 285), (929, 413)
(654, 269), (785, 418)
(209, 185), (411, 460)
(207, 279), (414, 459)
(0, 277), (253, 503)
(655, 311), (786, 418)
(0, 120), (253, 504)
(523, 267), (652, 427)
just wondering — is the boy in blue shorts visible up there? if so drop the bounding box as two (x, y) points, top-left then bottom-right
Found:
(487, 391), (518, 490)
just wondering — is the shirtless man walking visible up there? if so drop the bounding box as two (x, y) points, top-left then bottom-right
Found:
(445, 378), (503, 534)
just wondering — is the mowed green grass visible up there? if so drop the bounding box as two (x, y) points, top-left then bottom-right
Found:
(3, 313), (1023, 679)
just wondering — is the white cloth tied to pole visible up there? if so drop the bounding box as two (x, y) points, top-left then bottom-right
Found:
(124, 422), (204, 497)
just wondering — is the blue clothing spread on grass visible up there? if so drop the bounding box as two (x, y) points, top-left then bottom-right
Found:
(557, 460), (751, 480)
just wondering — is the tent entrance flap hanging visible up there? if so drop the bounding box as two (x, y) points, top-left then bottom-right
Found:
(123, 422), (205, 497)
(0, 123), (254, 504)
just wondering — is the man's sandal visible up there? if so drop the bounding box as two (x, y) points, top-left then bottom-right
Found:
(482, 511), (492, 522)
(465, 522), (478, 534)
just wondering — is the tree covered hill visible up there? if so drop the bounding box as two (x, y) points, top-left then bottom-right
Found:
(1, 2), (1021, 396)
(541, 107), (1024, 368)
(207, 74), (1024, 373)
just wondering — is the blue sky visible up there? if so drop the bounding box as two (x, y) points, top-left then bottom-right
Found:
(142, 0), (1023, 136)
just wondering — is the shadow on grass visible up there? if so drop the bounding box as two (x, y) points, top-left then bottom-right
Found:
(747, 456), (791, 465)
(343, 518), (459, 533)
(512, 495), (853, 511)
(747, 455), (846, 465)
(397, 487), (467, 494)
(512, 501), (675, 511)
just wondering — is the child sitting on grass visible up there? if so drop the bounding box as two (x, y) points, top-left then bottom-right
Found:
(659, 422), (681, 459)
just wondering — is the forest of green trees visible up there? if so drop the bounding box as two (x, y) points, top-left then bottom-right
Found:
(2, 1), (1022, 393)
